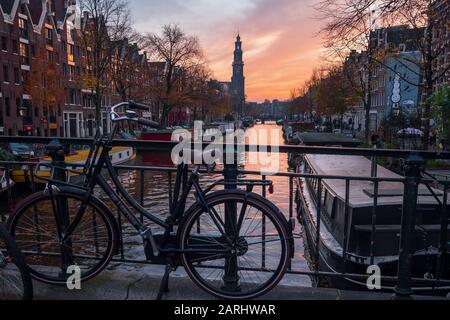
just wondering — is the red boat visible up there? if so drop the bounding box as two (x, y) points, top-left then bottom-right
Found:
(140, 129), (192, 166)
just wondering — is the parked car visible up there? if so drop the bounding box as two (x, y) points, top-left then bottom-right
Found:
(8, 143), (34, 160)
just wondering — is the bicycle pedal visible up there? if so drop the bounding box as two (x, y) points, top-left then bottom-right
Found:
(144, 233), (180, 266)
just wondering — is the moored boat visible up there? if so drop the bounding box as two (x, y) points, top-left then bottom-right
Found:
(0, 169), (15, 193)
(11, 146), (135, 186)
(296, 154), (450, 292)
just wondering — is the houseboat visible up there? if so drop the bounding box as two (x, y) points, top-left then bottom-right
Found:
(296, 154), (450, 292)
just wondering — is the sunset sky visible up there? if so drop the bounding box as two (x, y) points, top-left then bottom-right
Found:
(130, 0), (324, 102)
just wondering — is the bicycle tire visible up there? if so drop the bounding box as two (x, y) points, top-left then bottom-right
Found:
(179, 190), (292, 299)
(7, 190), (118, 285)
(0, 223), (33, 300)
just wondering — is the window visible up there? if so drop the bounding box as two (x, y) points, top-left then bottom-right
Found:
(69, 65), (75, 80)
(19, 18), (28, 38)
(16, 98), (22, 116)
(12, 40), (18, 54)
(67, 44), (75, 63)
(5, 98), (10, 117)
(0, 99), (3, 126)
(2, 65), (9, 83)
(68, 43), (74, 55)
(46, 28), (53, 46)
(69, 89), (77, 105)
(21, 70), (28, 83)
(1, 36), (7, 51)
(19, 43), (29, 64)
(47, 50), (54, 63)
(14, 68), (20, 84)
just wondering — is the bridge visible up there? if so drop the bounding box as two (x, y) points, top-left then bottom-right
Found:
(0, 135), (449, 300)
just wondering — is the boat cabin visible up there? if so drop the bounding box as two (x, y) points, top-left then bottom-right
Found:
(299, 154), (448, 261)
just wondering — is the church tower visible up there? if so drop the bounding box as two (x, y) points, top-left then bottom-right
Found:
(231, 34), (245, 116)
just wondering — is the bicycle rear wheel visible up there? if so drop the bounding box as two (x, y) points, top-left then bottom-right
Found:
(8, 191), (118, 285)
(0, 223), (33, 300)
(179, 190), (292, 299)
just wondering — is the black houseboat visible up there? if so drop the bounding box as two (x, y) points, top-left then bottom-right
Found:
(296, 154), (450, 292)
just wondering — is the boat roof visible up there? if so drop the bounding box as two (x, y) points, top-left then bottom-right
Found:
(304, 154), (444, 207)
(298, 133), (361, 147)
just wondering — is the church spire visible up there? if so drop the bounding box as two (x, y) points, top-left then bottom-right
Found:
(231, 34), (245, 116)
(233, 33), (243, 64)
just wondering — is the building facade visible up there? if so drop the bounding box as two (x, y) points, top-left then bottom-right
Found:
(344, 26), (424, 134)
(0, 0), (151, 137)
(384, 51), (421, 118)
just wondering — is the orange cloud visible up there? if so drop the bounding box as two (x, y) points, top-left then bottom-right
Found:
(131, 0), (324, 101)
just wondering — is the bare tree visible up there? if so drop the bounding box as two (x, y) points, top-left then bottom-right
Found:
(311, 64), (359, 131)
(315, 0), (380, 141)
(144, 24), (205, 127)
(111, 34), (147, 102)
(79, 0), (133, 130)
(385, 0), (449, 149)
(315, 0), (450, 148)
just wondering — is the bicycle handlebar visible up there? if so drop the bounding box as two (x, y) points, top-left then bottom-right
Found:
(137, 117), (160, 128)
(110, 101), (160, 128)
(128, 100), (150, 111)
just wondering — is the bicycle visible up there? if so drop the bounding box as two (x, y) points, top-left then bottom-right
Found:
(6, 101), (294, 299)
(0, 223), (33, 300)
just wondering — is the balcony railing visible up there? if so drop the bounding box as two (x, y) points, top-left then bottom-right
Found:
(0, 136), (449, 299)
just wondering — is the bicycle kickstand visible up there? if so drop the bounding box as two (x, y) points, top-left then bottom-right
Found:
(156, 264), (175, 300)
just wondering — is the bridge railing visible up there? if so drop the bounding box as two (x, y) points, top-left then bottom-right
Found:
(0, 135), (449, 299)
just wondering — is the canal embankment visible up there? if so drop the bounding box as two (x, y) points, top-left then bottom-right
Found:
(33, 268), (448, 300)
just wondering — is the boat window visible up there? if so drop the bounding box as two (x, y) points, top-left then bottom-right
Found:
(323, 190), (335, 218)
(322, 189), (327, 207)
(119, 153), (122, 159)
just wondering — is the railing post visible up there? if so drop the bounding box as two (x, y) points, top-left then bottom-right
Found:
(393, 154), (424, 300)
(222, 148), (240, 292)
(47, 139), (71, 272)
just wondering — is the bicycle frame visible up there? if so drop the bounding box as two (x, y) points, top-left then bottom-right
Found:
(54, 123), (224, 258)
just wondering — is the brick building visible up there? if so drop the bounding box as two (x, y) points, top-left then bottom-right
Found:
(0, 0), (151, 137)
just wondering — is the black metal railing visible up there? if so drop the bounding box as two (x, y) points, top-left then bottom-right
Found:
(0, 136), (449, 299)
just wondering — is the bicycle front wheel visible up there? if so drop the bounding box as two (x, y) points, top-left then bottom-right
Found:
(179, 190), (292, 299)
(8, 191), (118, 285)
(0, 223), (33, 300)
